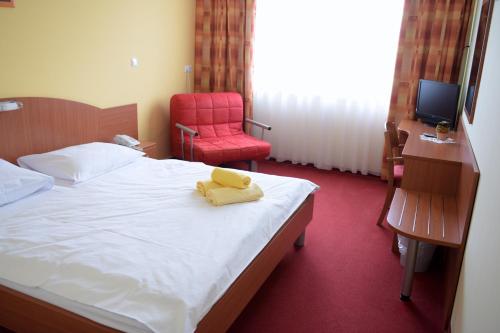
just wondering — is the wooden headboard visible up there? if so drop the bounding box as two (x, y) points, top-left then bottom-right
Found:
(0, 97), (138, 163)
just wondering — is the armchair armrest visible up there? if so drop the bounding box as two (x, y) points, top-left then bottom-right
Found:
(245, 119), (271, 140)
(175, 123), (199, 161)
(176, 123), (198, 137)
(245, 118), (272, 131)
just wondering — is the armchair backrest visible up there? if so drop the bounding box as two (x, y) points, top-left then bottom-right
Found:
(170, 92), (245, 158)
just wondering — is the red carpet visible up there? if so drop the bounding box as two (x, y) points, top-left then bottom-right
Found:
(228, 160), (444, 333)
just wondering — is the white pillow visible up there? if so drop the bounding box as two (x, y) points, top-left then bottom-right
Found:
(17, 142), (145, 183)
(0, 159), (54, 206)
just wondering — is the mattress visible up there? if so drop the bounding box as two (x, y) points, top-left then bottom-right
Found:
(0, 158), (318, 333)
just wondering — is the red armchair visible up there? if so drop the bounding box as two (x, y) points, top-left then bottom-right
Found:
(170, 93), (271, 167)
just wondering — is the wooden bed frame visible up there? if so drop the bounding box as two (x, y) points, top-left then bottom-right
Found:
(0, 97), (315, 333)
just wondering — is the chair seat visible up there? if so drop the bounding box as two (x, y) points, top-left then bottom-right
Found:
(187, 134), (271, 165)
(394, 164), (405, 181)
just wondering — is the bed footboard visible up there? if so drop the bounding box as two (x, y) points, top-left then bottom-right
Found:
(0, 194), (315, 333)
(294, 232), (306, 247)
(196, 194), (315, 333)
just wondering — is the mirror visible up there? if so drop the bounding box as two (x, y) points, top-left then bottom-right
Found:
(465, 0), (495, 123)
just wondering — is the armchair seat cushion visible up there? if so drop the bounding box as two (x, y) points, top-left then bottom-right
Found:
(187, 134), (271, 166)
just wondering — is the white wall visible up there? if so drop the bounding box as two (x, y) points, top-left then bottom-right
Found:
(452, 1), (500, 332)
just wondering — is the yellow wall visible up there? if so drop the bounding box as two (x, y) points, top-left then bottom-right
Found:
(0, 0), (195, 157)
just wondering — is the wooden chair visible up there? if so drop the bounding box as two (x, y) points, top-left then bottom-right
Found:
(377, 122), (406, 252)
(377, 121), (405, 226)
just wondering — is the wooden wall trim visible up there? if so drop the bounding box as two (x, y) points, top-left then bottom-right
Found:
(444, 119), (480, 330)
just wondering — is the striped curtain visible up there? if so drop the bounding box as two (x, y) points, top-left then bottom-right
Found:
(194, 0), (256, 122)
(381, 0), (473, 178)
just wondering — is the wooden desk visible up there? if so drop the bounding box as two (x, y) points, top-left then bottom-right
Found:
(398, 120), (462, 195)
(399, 120), (462, 163)
(386, 119), (479, 329)
(388, 189), (460, 247)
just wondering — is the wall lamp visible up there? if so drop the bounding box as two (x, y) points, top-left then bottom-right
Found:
(0, 101), (23, 112)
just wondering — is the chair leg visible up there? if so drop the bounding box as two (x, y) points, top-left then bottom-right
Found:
(377, 183), (396, 226)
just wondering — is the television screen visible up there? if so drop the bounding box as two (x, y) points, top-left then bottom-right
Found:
(415, 79), (460, 128)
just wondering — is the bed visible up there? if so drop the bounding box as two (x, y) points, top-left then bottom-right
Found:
(0, 98), (317, 333)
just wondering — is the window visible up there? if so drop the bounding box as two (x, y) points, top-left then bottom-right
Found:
(253, 1), (404, 174)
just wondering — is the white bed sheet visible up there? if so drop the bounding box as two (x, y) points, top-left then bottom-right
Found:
(0, 158), (318, 333)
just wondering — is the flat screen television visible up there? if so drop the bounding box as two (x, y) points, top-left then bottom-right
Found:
(415, 79), (460, 129)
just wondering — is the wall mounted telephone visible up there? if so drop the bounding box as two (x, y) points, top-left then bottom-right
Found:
(113, 134), (140, 147)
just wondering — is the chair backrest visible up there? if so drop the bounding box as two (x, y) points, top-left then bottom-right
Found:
(384, 121), (406, 181)
(385, 121), (399, 148)
(170, 92), (244, 158)
(386, 120), (405, 160)
(384, 131), (395, 179)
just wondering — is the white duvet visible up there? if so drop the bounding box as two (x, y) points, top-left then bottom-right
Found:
(0, 158), (317, 333)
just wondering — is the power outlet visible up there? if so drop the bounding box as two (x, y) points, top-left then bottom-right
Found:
(130, 57), (139, 68)
(184, 65), (192, 73)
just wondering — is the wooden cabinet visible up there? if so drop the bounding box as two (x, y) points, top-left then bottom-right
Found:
(137, 141), (158, 159)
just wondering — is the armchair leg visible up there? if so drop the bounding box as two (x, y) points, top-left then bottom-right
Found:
(248, 160), (258, 172)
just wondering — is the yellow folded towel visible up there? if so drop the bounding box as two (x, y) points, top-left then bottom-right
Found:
(211, 167), (251, 189)
(206, 183), (264, 206)
(196, 180), (223, 196)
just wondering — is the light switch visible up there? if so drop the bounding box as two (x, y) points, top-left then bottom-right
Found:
(131, 57), (139, 68)
(184, 65), (192, 73)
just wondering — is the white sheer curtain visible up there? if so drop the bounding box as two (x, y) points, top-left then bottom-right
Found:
(253, 1), (403, 175)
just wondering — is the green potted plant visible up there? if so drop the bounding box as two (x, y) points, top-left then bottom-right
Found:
(436, 121), (450, 140)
